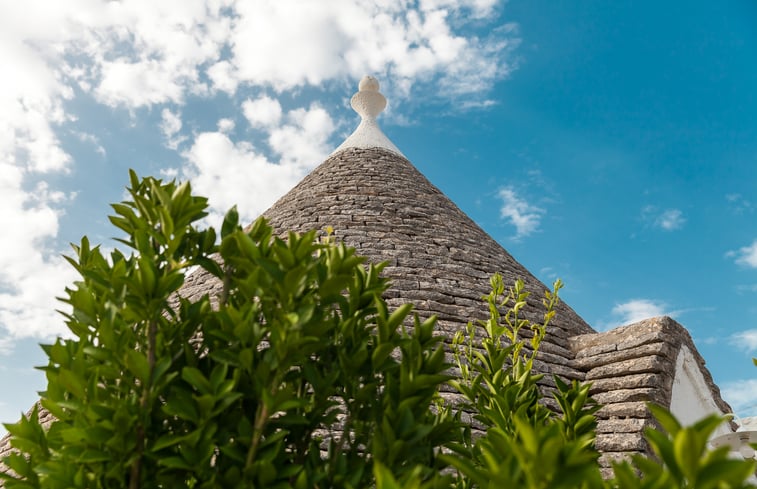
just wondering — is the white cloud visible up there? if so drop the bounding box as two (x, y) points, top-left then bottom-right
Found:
(182, 103), (335, 228)
(160, 108), (182, 137)
(0, 1), (212, 348)
(612, 299), (667, 324)
(655, 208), (685, 231)
(229, 1), (515, 99)
(729, 240), (757, 268)
(729, 329), (757, 352)
(721, 379), (757, 418)
(1, 0), (517, 172)
(0, 0), (233, 346)
(596, 299), (670, 331)
(207, 60), (238, 94)
(96, 59), (187, 108)
(0, 23), (75, 344)
(217, 118), (235, 133)
(497, 187), (544, 239)
(268, 104), (335, 166)
(182, 133), (302, 229)
(420, 0), (499, 18)
(0, 0), (516, 354)
(160, 108), (187, 150)
(243, 96), (283, 129)
(0, 165), (77, 341)
(1, 0), (516, 180)
(642, 206), (685, 231)
(602, 301), (711, 331)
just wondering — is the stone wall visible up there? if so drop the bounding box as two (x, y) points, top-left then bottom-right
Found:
(570, 316), (732, 477)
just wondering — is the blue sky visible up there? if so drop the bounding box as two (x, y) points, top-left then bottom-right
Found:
(1, 0), (756, 433)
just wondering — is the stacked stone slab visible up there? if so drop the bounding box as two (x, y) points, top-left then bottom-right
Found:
(570, 316), (732, 477)
(264, 147), (594, 360)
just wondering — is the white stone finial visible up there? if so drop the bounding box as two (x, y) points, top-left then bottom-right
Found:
(331, 75), (404, 157)
(351, 75), (387, 122)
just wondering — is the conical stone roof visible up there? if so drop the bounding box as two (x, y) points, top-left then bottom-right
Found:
(145, 77), (735, 472)
(261, 76), (595, 382)
(261, 146), (594, 378)
(178, 76), (595, 385)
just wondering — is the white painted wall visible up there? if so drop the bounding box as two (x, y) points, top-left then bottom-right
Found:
(670, 345), (732, 438)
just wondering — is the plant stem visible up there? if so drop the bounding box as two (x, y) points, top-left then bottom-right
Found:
(220, 264), (232, 307)
(130, 319), (157, 489)
(246, 402), (269, 468)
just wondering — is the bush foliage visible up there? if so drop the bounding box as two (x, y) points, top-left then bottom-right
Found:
(2, 173), (754, 488)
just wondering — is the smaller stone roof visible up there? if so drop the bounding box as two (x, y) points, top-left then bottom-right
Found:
(569, 315), (733, 478)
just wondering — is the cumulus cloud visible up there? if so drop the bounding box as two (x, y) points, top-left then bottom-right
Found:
(160, 108), (187, 150)
(0, 0), (225, 344)
(242, 96), (283, 129)
(268, 105), (335, 166)
(728, 240), (757, 268)
(217, 118), (235, 133)
(183, 105), (335, 228)
(182, 133), (303, 229)
(0, 0), (517, 354)
(497, 187), (544, 239)
(96, 59), (188, 108)
(84, 1), (231, 108)
(0, 166), (77, 341)
(3, 0), (516, 176)
(18, 0), (515, 106)
(207, 60), (239, 94)
(229, 0), (516, 99)
(3, 0), (517, 168)
(0, 26), (76, 342)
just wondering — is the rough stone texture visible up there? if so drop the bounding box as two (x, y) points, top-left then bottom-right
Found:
(263, 148), (593, 341)
(0, 147), (733, 483)
(570, 316), (733, 468)
(174, 147), (593, 381)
